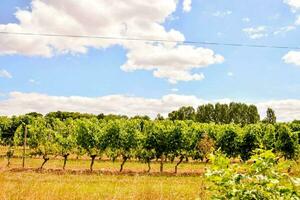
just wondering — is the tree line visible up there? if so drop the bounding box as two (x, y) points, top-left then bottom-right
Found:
(168, 103), (277, 125)
(0, 111), (299, 173)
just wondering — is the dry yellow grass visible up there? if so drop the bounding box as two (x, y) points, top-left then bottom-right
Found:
(0, 170), (209, 200)
(1, 152), (299, 200)
(0, 156), (210, 200)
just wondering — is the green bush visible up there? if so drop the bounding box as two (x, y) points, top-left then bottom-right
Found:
(205, 149), (300, 199)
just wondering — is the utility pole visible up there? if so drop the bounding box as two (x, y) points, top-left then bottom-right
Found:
(22, 124), (27, 168)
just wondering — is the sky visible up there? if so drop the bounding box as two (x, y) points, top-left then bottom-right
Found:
(0, 0), (300, 121)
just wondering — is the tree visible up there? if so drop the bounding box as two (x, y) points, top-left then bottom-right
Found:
(168, 106), (195, 121)
(214, 103), (229, 124)
(169, 121), (190, 173)
(263, 108), (276, 124)
(75, 118), (103, 171)
(261, 124), (276, 150)
(217, 125), (241, 158)
(247, 105), (260, 124)
(137, 121), (156, 172)
(102, 119), (139, 172)
(144, 120), (174, 173)
(196, 104), (214, 123)
(52, 118), (77, 170)
(155, 114), (164, 120)
(239, 125), (260, 161)
(197, 133), (215, 163)
(275, 124), (298, 159)
(14, 117), (56, 169)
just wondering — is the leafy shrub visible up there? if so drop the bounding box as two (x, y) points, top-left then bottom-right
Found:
(205, 150), (300, 199)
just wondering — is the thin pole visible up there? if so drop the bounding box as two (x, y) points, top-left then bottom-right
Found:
(22, 125), (27, 168)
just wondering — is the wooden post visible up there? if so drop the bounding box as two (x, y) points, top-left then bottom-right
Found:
(22, 125), (27, 168)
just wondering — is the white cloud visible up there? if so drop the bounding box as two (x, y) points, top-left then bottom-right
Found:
(0, 69), (12, 79)
(121, 43), (223, 83)
(242, 17), (250, 22)
(0, 0), (224, 83)
(243, 26), (268, 39)
(282, 51), (300, 66)
(273, 25), (296, 35)
(227, 72), (234, 76)
(284, 0), (300, 12)
(183, 0), (192, 12)
(212, 10), (232, 17)
(0, 91), (300, 121)
(29, 79), (40, 85)
(257, 99), (300, 122)
(0, 92), (206, 118)
(171, 88), (179, 92)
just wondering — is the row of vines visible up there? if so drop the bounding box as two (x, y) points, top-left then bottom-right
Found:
(1, 115), (300, 173)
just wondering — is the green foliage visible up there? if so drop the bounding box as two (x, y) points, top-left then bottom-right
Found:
(75, 118), (103, 157)
(217, 125), (241, 158)
(206, 150), (300, 199)
(239, 124), (260, 161)
(275, 124), (299, 159)
(263, 108), (277, 124)
(2, 111), (300, 172)
(168, 106), (195, 121)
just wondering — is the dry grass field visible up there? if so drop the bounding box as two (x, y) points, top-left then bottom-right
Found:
(1, 149), (299, 200)
(0, 156), (210, 200)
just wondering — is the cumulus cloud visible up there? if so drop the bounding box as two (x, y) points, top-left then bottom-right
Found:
(0, 92), (300, 121)
(284, 0), (300, 11)
(227, 72), (234, 77)
(0, 0), (223, 83)
(182, 0), (192, 12)
(29, 79), (40, 85)
(0, 92), (206, 118)
(0, 69), (12, 79)
(242, 17), (250, 22)
(243, 26), (268, 39)
(282, 51), (300, 66)
(257, 99), (300, 122)
(212, 10), (232, 17)
(273, 26), (296, 35)
(121, 43), (223, 83)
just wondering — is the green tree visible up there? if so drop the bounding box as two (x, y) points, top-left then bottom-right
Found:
(75, 118), (103, 171)
(103, 119), (139, 172)
(52, 118), (77, 170)
(196, 104), (214, 123)
(239, 125), (260, 161)
(247, 105), (260, 124)
(144, 120), (174, 173)
(263, 108), (276, 124)
(214, 103), (229, 124)
(275, 124), (298, 159)
(217, 125), (241, 158)
(14, 117), (56, 169)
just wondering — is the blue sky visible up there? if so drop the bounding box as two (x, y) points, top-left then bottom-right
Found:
(0, 0), (300, 120)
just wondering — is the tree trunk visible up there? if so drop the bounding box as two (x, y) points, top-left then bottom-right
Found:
(7, 157), (11, 167)
(62, 154), (69, 170)
(90, 155), (96, 171)
(120, 156), (128, 172)
(147, 160), (151, 173)
(205, 156), (210, 165)
(160, 155), (164, 173)
(40, 155), (49, 169)
(175, 156), (184, 174)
